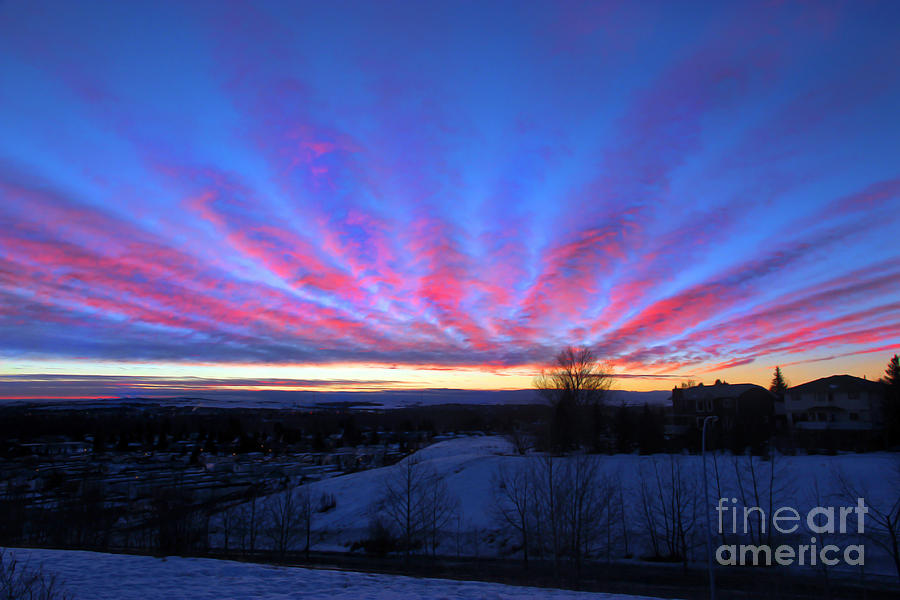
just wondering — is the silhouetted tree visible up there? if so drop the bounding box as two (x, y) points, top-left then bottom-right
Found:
(379, 455), (429, 559)
(340, 416), (362, 447)
(151, 475), (205, 554)
(234, 487), (261, 555)
(835, 458), (900, 582)
(637, 456), (699, 566)
(298, 487), (314, 559)
(0, 549), (72, 600)
(612, 403), (636, 454)
(264, 488), (303, 558)
(637, 404), (665, 454)
(423, 473), (459, 557)
(881, 354), (900, 446)
(534, 346), (611, 453)
(491, 463), (534, 568)
(769, 366), (788, 396)
(884, 354), (900, 387)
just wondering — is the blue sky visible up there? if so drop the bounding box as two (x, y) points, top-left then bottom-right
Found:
(1, 0), (898, 398)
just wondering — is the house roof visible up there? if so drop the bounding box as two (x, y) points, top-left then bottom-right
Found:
(788, 374), (885, 394)
(677, 382), (769, 400)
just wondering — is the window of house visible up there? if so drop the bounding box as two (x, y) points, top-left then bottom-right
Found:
(849, 412), (859, 421)
(848, 390), (860, 400)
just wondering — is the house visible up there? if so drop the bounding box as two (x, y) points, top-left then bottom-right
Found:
(785, 375), (885, 432)
(670, 382), (775, 451)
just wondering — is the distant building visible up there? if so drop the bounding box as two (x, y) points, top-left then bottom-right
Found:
(670, 382), (775, 450)
(785, 375), (885, 432)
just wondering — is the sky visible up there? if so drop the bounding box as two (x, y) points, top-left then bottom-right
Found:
(1, 0), (899, 401)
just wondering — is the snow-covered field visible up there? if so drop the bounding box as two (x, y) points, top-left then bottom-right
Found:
(1, 548), (666, 600)
(4, 440), (897, 598)
(253, 436), (898, 576)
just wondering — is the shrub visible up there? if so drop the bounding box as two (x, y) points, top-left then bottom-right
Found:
(0, 550), (71, 600)
(351, 516), (399, 557)
(317, 492), (337, 513)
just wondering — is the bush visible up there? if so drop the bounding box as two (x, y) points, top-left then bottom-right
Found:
(0, 550), (71, 600)
(317, 492), (337, 513)
(351, 516), (399, 557)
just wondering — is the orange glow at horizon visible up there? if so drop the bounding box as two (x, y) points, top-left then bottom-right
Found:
(2, 348), (896, 400)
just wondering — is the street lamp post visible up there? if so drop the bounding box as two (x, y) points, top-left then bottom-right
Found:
(702, 415), (719, 600)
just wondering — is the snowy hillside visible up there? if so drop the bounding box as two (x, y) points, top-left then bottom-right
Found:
(305, 436), (513, 539)
(248, 436), (899, 576)
(1, 548), (667, 600)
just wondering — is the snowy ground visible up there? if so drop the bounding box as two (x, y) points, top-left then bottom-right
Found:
(2, 548), (668, 600)
(251, 436), (899, 576)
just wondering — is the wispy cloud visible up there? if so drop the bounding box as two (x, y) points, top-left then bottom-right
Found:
(0, 1), (898, 391)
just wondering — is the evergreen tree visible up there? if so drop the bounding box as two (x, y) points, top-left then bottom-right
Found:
(881, 354), (900, 387)
(880, 354), (900, 447)
(769, 366), (788, 395)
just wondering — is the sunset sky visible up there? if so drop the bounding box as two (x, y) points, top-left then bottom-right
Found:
(1, 1), (898, 401)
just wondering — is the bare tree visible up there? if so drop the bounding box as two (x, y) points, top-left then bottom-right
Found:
(264, 488), (302, 558)
(637, 456), (699, 567)
(517, 454), (615, 577)
(423, 473), (460, 557)
(563, 455), (614, 576)
(730, 449), (790, 548)
(534, 346), (612, 453)
(835, 459), (900, 582)
(637, 464), (662, 558)
(732, 453), (761, 546)
(220, 504), (235, 552)
(298, 487), (314, 560)
(150, 474), (207, 554)
(379, 455), (431, 559)
(614, 469), (631, 558)
(234, 489), (261, 555)
(0, 550), (71, 600)
(806, 474), (839, 599)
(506, 427), (532, 456)
(491, 461), (535, 568)
(531, 455), (567, 574)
